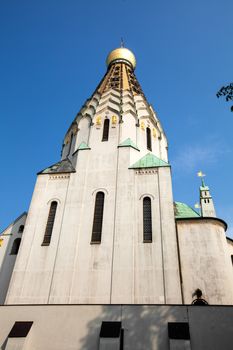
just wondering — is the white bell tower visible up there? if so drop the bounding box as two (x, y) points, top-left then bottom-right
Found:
(198, 172), (216, 217)
(5, 47), (182, 305)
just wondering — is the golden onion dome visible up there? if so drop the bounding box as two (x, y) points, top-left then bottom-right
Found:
(106, 47), (136, 69)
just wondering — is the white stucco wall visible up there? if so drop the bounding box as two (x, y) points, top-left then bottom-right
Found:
(6, 93), (180, 305)
(176, 219), (233, 304)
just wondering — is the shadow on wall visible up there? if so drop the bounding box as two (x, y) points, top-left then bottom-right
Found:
(79, 304), (181, 350)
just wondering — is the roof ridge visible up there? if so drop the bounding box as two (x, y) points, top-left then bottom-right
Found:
(118, 138), (140, 151)
(129, 152), (169, 169)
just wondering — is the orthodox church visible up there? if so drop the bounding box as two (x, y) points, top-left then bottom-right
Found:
(0, 47), (233, 349)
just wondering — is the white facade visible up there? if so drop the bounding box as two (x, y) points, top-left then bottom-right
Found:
(5, 95), (181, 305)
(1, 47), (233, 348)
(4, 48), (185, 306)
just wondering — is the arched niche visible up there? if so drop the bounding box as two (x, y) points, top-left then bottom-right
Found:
(62, 123), (78, 159)
(76, 116), (92, 149)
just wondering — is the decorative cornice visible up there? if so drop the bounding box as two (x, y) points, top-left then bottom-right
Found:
(49, 174), (70, 180)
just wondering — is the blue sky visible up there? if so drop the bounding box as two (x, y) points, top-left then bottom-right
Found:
(1, 0), (233, 235)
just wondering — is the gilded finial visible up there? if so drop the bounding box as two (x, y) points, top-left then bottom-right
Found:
(121, 37), (124, 48)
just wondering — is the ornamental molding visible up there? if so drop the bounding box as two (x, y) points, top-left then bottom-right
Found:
(139, 193), (155, 200)
(96, 105), (120, 115)
(49, 174), (70, 180)
(47, 197), (61, 205)
(92, 188), (109, 196)
(135, 169), (158, 175)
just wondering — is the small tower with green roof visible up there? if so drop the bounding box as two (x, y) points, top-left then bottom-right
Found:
(198, 172), (216, 217)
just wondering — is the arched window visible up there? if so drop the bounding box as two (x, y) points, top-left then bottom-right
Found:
(11, 238), (21, 255)
(146, 127), (152, 151)
(102, 119), (110, 141)
(91, 192), (105, 243)
(18, 225), (24, 233)
(143, 197), (152, 242)
(42, 201), (58, 246)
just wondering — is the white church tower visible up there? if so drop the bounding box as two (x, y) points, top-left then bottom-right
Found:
(5, 47), (182, 305)
(3, 46), (233, 309)
(2, 46), (233, 349)
(199, 176), (216, 217)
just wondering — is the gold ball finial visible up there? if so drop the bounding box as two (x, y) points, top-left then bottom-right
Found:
(106, 47), (136, 69)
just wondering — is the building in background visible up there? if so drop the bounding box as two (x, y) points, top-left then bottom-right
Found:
(1, 47), (233, 349)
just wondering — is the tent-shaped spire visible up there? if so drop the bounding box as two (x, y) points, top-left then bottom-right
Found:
(96, 47), (145, 97)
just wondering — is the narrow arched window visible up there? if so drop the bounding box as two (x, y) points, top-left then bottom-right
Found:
(11, 238), (21, 255)
(102, 119), (109, 141)
(143, 197), (152, 242)
(18, 225), (24, 233)
(91, 192), (105, 243)
(146, 127), (152, 151)
(42, 201), (57, 246)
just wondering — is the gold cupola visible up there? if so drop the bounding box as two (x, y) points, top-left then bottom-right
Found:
(96, 46), (143, 96)
(106, 47), (136, 70)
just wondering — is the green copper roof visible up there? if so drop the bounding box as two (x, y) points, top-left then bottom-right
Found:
(77, 142), (91, 150)
(129, 153), (170, 169)
(200, 186), (209, 191)
(174, 202), (200, 219)
(118, 138), (140, 151)
(38, 158), (76, 175)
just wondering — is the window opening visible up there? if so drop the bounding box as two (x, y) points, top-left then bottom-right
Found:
(168, 322), (190, 340)
(102, 119), (110, 141)
(10, 238), (21, 255)
(91, 192), (105, 243)
(42, 201), (57, 246)
(99, 322), (124, 350)
(146, 127), (152, 151)
(18, 225), (24, 233)
(143, 197), (152, 242)
(8, 321), (33, 338)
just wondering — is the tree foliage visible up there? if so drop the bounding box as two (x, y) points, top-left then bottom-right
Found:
(216, 83), (233, 112)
